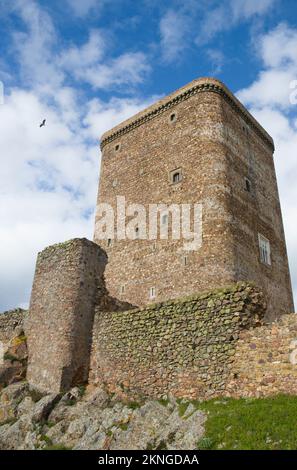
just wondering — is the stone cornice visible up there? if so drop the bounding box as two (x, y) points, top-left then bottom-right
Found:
(100, 78), (275, 152)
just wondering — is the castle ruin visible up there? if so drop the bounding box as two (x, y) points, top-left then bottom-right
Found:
(1, 78), (296, 399)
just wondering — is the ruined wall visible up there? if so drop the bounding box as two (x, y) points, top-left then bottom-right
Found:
(89, 283), (266, 399)
(226, 314), (297, 397)
(26, 238), (108, 393)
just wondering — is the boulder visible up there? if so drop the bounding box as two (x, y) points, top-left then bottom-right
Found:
(31, 394), (61, 423)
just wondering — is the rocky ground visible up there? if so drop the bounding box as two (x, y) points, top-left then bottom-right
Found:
(0, 382), (206, 450)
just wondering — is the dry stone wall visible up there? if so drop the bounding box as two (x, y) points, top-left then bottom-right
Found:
(89, 283), (266, 399)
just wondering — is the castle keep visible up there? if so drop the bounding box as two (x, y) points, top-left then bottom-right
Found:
(1, 78), (296, 399)
(95, 77), (293, 320)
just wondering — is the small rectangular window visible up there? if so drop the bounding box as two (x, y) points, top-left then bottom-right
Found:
(173, 172), (181, 183)
(149, 287), (156, 300)
(183, 256), (188, 266)
(169, 168), (182, 184)
(258, 234), (271, 266)
(120, 285), (125, 294)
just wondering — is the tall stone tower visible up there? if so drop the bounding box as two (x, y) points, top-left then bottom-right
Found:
(94, 77), (294, 320)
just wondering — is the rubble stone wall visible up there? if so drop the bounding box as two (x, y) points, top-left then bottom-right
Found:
(89, 283), (266, 399)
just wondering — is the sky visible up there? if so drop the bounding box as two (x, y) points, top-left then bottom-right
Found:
(0, 0), (297, 312)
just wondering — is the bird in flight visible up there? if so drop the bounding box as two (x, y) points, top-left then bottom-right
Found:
(39, 119), (46, 128)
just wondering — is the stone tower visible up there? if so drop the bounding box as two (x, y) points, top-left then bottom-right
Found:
(94, 77), (294, 320)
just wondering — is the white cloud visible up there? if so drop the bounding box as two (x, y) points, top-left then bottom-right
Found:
(9, 1), (150, 93)
(11, 0), (63, 88)
(196, 0), (277, 45)
(260, 23), (297, 68)
(160, 10), (189, 63)
(206, 48), (225, 75)
(238, 24), (297, 109)
(74, 52), (151, 90)
(238, 69), (296, 109)
(158, 0), (277, 64)
(231, 0), (276, 21)
(236, 23), (297, 309)
(58, 28), (151, 90)
(59, 30), (106, 70)
(66, 0), (102, 17)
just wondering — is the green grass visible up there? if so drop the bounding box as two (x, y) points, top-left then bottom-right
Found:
(42, 444), (72, 451)
(0, 417), (18, 427)
(118, 422), (129, 431)
(77, 384), (87, 397)
(126, 401), (142, 410)
(196, 395), (297, 450)
(178, 401), (190, 417)
(158, 397), (170, 407)
(40, 435), (53, 445)
(28, 388), (45, 403)
(3, 352), (20, 363)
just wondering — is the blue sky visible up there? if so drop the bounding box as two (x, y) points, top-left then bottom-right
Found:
(0, 0), (297, 311)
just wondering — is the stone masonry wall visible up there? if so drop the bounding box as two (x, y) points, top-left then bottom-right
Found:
(89, 283), (266, 399)
(26, 238), (108, 393)
(226, 314), (297, 397)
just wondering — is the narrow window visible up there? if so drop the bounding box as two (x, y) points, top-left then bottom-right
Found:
(183, 256), (188, 266)
(258, 234), (271, 266)
(170, 168), (182, 184)
(245, 178), (251, 193)
(115, 143), (120, 152)
(120, 285), (125, 294)
(170, 113), (176, 123)
(173, 172), (181, 183)
(107, 238), (112, 247)
(135, 226), (139, 239)
(149, 287), (156, 300)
